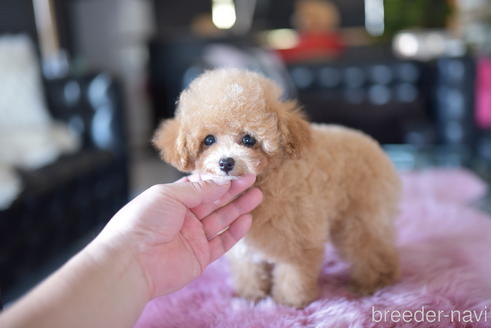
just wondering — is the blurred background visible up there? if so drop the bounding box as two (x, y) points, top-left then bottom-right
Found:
(0, 0), (490, 305)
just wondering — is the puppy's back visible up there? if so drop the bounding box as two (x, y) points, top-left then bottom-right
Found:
(310, 123), (401, 217)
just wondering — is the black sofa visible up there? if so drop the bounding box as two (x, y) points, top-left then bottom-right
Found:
(0, 72), (129, 302)
(148, 40), (478, 149)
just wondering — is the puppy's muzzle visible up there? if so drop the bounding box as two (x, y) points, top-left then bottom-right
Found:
(219, 157), (235, 173)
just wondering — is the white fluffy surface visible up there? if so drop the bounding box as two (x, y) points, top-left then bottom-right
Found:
(0, 35), (80, 209)
(0, 123), (79, 170)
(0, 35), (50, 126)
(0, 165), (21, 210)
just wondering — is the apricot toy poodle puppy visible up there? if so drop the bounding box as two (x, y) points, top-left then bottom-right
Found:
(153, 68), (401, 308)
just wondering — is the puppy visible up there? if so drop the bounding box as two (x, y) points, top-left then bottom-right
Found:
(153, 68), (401, 308)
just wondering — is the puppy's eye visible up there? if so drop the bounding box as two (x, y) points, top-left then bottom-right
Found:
(241, 134), (256, 147)
(203, 135), (216, 146)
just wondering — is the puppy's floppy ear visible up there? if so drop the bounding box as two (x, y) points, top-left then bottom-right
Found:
(277, 101), (312, 159)
(152, 119), (194, 172)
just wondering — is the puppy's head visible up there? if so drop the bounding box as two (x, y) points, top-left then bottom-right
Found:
(153, 69), (311, 177)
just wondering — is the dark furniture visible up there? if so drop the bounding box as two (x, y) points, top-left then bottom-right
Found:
(0, 73), (129, 302)
(0, 1), (129, 303)
(148, 41), (459, 143)
(287, 53), (479, 148)
(287, 57), (429, 144)
(147, 40), (486, 168)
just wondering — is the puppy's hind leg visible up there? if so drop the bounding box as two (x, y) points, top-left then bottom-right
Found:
(227, 253), (272, 302)
(330, 210), (399, 295)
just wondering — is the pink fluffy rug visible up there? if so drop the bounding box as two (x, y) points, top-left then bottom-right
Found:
(134, 169), (491, 328)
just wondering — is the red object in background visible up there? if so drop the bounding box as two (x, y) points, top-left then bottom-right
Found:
(475, 57), (490, 129)
(276, 32), (344, 63)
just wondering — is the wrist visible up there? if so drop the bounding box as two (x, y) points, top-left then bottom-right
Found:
(0, 231), (153, 328)
(84, 234), (154, 302)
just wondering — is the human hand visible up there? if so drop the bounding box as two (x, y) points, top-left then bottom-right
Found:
(93, 174), (262, 299)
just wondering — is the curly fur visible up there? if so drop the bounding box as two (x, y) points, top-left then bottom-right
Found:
(153, 68), (401, 308)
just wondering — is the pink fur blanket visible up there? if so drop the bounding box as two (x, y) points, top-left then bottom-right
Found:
(135, 169), (491, 328)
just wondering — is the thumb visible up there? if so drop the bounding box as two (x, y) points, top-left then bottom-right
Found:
(163, 178), (232, 209)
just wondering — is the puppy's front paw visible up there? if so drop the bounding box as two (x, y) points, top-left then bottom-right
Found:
(350, 267), (399, 296)
(234, 285), (269, 303)
(272, 282), (319, 308)
(349, 281), (379, 296)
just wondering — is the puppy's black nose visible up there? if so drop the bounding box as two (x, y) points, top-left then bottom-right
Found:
(219, 157), (235, 173)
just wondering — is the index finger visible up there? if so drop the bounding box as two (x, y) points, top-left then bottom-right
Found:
(191, 174), (256, 219)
